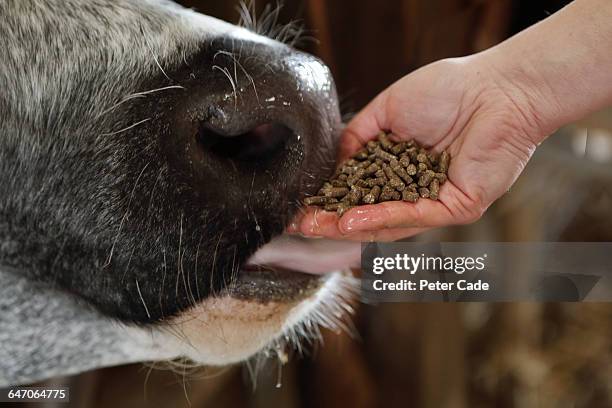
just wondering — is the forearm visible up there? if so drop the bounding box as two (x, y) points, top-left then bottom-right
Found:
(480, 0), (612, 140)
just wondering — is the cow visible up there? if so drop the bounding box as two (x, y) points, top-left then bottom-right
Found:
(0, 0), (360, 386)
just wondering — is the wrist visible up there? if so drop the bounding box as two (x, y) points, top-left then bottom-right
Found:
(460, 47), (556, 146)
(474, 45), (563, 145)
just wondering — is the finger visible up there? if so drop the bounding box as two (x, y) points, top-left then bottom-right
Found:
(286, 218), (301, 234)
(338, 197), (455, 233)
(299, 207), (343, 238)
(339, 91), (390, 161)
(338, 127), (368, 163)
(297, 206), (427, 241)
(286, 205), (311, 234)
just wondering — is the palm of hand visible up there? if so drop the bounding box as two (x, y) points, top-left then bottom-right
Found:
(292, 58), (539, 241)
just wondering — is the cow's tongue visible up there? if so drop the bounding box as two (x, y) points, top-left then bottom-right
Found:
(246, 235), (361, 275)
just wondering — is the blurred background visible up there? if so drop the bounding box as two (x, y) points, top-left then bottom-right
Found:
(16, 0), (612, 407)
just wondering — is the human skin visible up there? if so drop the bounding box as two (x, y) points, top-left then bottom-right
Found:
(291, 0), (612, 241)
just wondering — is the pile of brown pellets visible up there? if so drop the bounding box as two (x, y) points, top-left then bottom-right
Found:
(304, 132), (450, 216)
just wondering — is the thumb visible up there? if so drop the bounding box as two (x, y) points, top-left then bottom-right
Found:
(339, 90), (390, 161)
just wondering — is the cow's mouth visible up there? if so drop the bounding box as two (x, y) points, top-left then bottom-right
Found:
(228, 265), (323, 303)
(227, 235), (361, 302)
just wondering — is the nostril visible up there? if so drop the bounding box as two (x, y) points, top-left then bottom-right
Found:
(196, 121), (296, 162)
(183, 116), (306, 214)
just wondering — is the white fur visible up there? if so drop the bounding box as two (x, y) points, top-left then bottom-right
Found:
(122, 272), (358, 366)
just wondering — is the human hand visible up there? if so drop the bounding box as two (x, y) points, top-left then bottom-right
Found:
(291, 55), (548, 241)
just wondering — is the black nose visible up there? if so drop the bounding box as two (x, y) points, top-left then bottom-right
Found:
(159, 37), (340, 234)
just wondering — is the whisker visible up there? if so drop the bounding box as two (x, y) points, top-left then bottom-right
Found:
(140, 25), (172, 81)
(101, 118), (151, 136)
(237, 0), (309, 47)
(215, 49), (261, 106)
(136, 278), (152, 319)
(212, 65), (238, 110)
(105, 162), (150, 267)
(96, 86), (185, 119)
(210, 232), (224, 297)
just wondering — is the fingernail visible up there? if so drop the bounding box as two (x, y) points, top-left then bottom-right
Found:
(286, 220), (300, 233)
(300, 209), (324, 237)
(312, 208), (322, 230)
(341, 208), (384, 232)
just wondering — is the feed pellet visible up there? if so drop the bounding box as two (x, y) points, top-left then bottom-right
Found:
(304, 132), (450, 216)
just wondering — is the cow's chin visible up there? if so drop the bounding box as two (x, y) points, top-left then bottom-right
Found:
(153, 236), (361, 365)
(163, 271), (356, 365)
